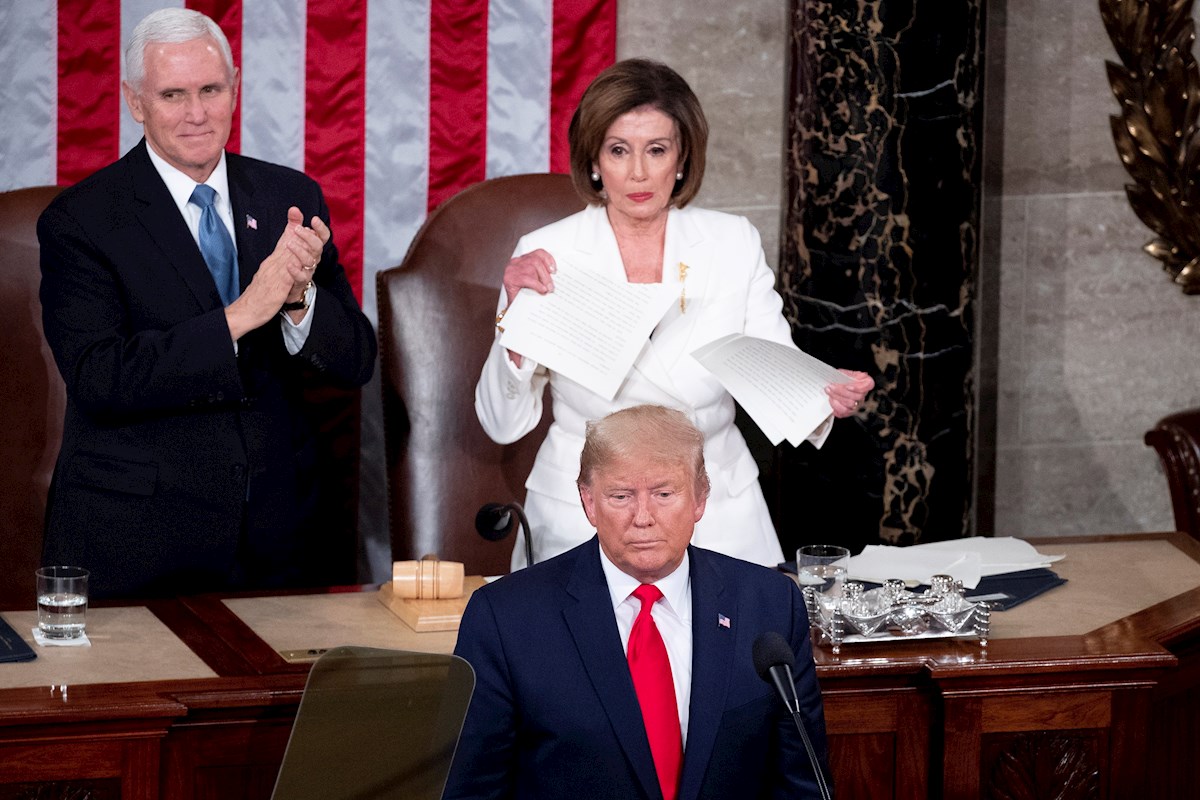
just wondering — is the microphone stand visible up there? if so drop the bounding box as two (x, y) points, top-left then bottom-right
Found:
(475, 501), (534, 567)
(788, 708), (831, 800)
(767, 668), (832, 800)
(510, 502), (533, 568)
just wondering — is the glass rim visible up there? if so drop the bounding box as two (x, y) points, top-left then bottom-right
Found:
(35, 565), (90, 579)
(796, 544), (851, 558)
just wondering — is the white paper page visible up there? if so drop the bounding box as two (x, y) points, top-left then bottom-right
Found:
(913, 537), (1065, 576)
(846, 538), (1066, 589)
(848, 545), (983, 589)
(498, 263), (674, 400)
(691, 334), (849, 446)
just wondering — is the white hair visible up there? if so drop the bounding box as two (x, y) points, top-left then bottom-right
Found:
(124, 8), (234, 90)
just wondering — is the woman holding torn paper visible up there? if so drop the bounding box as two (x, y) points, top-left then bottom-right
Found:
(475, 58), (874, 570)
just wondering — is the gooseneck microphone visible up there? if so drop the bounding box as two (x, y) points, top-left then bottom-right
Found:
(474, 501), (534, 567)
(752, 631), (832, 800)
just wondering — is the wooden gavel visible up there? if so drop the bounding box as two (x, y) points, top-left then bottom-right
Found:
(391, 556), (464, 599)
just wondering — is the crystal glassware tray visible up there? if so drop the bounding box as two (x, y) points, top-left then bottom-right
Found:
(803, 574), (992, 655)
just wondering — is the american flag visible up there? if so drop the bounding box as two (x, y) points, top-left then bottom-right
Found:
(718, 613), (730, 629)
(0, 0), (617, 321)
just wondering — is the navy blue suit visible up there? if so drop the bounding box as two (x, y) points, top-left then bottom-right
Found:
(37, 140), (376, 598)
(443, 538), (830, 799)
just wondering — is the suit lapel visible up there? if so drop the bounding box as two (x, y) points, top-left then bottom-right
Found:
(574, 204), (627, 282)
(632, 208), (713, 403)
(562, 538), (663, 800)
(226, 154), (270, 294)
(127, 141), (223, 311)
(678, 547), (736, 800)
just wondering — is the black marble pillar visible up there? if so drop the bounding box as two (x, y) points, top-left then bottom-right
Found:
(773, 0), (985, 555)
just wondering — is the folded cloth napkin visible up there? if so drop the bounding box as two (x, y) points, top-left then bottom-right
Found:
(846, 537), (1064, 589)
(31, 627), (91, 647)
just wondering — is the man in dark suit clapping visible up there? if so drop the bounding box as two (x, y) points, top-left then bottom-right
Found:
(38, 8), (375, 598)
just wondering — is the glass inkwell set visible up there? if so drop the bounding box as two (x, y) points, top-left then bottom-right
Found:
(802, 574), (992, 655)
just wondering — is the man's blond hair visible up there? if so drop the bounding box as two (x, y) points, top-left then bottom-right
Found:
(577, 405), (710, 499)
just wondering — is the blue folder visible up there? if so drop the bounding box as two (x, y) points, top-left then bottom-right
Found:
(0, 614), (36, 663)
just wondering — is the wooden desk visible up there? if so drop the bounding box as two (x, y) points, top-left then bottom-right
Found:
(815, 533), (1200, 798)
(1, 533), (1198, 799)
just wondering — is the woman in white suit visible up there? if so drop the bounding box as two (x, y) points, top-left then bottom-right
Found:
(476, 59), (874, 569)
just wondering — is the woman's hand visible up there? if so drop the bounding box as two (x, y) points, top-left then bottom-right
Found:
(825, 370), (875, 418)
(503, 249), (556, 305)
(499, 249), (557, 368)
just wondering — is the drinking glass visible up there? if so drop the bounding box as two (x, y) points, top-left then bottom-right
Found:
(796, 545), (851, 598)
(35, 566), (89, 640)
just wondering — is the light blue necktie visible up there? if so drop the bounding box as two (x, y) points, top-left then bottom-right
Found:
(189, 184), (239, 306)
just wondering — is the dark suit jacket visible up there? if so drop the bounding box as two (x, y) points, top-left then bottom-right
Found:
(443, 538), (830, 799)
(37, 140), (376, 599)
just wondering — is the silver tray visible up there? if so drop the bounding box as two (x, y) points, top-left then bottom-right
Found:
(803, 575), (992, 655)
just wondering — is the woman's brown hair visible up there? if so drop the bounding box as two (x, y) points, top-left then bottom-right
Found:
(567, 58), (708, 208)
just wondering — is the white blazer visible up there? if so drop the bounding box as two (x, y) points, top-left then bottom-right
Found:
(475, 204), (831, 568)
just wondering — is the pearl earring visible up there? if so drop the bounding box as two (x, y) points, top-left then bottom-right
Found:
(591, 171), (600, 182)
(676, 171), (683, 180)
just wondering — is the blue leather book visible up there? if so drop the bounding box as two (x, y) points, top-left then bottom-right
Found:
(0, 614), (36, 662)
(962, 568), (1067, 611)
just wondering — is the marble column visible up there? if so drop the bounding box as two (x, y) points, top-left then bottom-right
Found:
(774, 0), (985, 553)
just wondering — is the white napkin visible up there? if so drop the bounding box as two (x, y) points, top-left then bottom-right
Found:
(846, 537), (1064, 590)
(32, 628), (91, 647)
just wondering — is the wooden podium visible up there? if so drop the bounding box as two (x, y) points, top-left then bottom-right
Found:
(1, 532), (1199, 799)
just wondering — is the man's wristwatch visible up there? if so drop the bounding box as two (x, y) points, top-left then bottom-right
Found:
(282, 281), (313, 312)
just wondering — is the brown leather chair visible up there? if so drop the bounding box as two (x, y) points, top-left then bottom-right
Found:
(1146, 408), (1200, 541)
(377, 173), (585, 576)
(0, 186), (65, 608)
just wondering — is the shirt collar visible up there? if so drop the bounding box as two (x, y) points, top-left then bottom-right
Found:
(598, 540), (691, 618)
(145, 143), (231, 211)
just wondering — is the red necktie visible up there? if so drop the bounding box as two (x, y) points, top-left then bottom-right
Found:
(628, 584), (682, 800)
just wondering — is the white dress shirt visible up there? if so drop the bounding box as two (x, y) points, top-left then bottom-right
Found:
(599, 546), (693, 748)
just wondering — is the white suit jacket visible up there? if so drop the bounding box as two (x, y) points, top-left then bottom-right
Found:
(475, 204), (831, 566)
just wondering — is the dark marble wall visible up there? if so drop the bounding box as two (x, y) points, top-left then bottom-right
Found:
(776, 0), (985, 554)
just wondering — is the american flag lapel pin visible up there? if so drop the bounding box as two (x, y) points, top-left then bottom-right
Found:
(246, 214), (258, 230)
(718, 613), (731, 629)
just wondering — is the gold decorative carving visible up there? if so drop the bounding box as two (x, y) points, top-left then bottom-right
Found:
(1102, 0), (1200, 294)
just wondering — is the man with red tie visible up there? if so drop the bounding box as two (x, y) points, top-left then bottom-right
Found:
(444, 404), (830, 799)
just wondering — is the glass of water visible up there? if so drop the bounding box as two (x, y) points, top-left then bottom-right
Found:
(35, 566), (89, 640)
(796, 545), (851, 599)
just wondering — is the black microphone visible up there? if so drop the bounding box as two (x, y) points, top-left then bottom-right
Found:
(752, 632), (832, 800)
(752, 631), (801, 712)
(474, 502), (534, 567)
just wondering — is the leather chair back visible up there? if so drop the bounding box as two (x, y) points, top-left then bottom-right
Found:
(1146, 408), (1200, 541)
(0, 186), (65, 608)
(377, 173), (585, 576)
